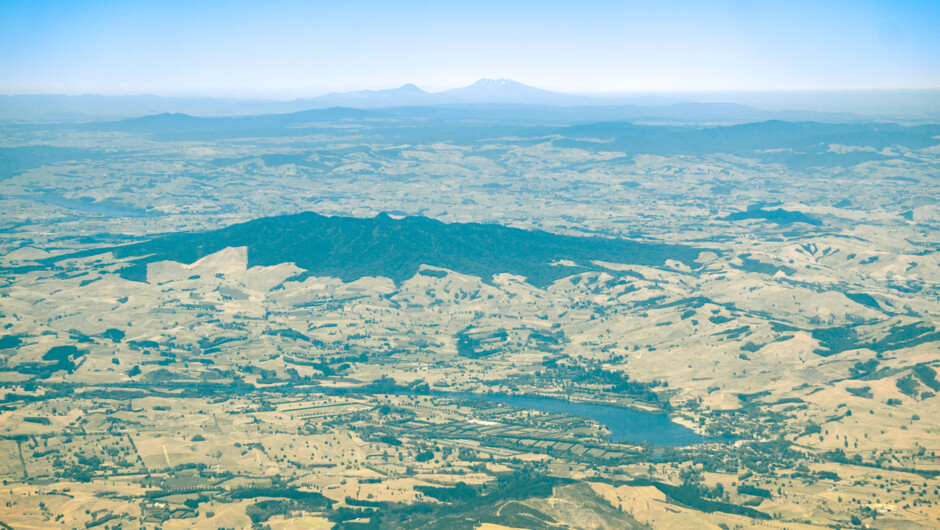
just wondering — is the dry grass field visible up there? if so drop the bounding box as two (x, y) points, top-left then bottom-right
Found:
(0, 114), (937, 528)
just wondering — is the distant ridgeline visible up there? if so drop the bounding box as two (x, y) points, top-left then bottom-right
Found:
(5, 117), (939, 177)
(74, 113), (940, 170)
(102, 212), (703, 287)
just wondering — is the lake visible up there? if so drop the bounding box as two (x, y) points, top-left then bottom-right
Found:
(250, 383), (716, 447)
(32, 194), (158, 218)
(422, 391), (712, 447)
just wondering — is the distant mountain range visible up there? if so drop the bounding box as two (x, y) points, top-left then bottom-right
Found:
(3, 79), (938, 122)
(311, 79), (602, 107)
(52, 212), (704, 287)
(0, 79), (662, 120)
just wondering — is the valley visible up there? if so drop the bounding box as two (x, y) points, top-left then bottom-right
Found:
(0, 109), (938, 528)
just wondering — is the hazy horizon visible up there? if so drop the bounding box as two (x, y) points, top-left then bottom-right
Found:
(4, 81), (940, 101)
(2, 0), (938, 99)
(4, 81), (939, 120)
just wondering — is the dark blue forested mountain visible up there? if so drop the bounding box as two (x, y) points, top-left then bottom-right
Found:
(719, 208), (822, 226)
(102, 212), (704, 286)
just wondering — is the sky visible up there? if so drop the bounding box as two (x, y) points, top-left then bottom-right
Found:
(0, 0), (938, 98)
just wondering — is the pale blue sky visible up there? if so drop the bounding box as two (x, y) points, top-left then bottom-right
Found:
(1, 0), (937, 98)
